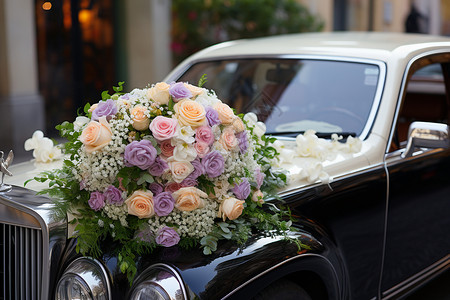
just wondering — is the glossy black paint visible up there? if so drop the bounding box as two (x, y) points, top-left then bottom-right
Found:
(382, 149), (450, 296)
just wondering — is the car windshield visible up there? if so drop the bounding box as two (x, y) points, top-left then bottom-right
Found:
(177, 58), (380, 137)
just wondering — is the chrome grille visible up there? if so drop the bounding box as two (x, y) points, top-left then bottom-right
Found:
(1, 223), (43, 300)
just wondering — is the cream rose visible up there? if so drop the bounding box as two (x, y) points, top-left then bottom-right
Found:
(125, 190), (155, 218)
(184, 83), (205, 98)
(232, 117), (245, 133)
(214, 103), (235, 125)
(131, 105), (150, 131)
(88, 103), (98, 113)
(79, 117), (112, 153)
(174, 99), (206, 128)
(168, 158), (194, 183)
(147, 82), (171, 105)
(172, 187), (207, 211)
(219, 197), (245, 221)
(219, 127), (238, 151)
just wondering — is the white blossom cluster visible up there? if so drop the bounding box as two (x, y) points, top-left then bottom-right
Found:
(150, 200), (218, 239)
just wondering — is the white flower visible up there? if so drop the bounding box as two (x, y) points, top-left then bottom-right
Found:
(34, 145), (63, 163)
(195, 92), (220, 107)
(174, 126), (195, 144)
(173, 141), (197, 161)
(24, 130), (46, 151)
(24, 130), (62, 163)
(73, 116), (90, 131)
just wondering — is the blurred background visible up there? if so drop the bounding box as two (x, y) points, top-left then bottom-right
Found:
(1, 0), (449, 161)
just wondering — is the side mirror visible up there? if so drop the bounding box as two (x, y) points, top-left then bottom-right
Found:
(402, 122), (450, 158)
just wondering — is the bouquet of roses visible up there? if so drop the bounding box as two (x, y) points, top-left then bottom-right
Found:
(30, 79), (291, 282)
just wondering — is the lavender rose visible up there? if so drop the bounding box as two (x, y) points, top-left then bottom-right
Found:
(189, 158), (204, 179)
(180, 177), (198, 187)
(154, 192), (175, 216)
(148, 156), (169, 177)
(156, 226), (180, 247)
(88, 191), (105, 211)
(124, 140), (157, 170)
(205, 106), (221, 126)
(104, 185), (124, 205)
(232, 178), (251, 200)
(254, 167), (265, 189)
(169, 82), (192, 101)
(149, 182), (164, 196)
(202, 151), (225, 178)
(236, 131), (249, 154)
(92, 99), (118, 121)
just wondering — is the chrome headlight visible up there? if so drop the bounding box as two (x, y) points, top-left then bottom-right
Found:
(56, 257), (111, 300)
(130, 264), (187, 300)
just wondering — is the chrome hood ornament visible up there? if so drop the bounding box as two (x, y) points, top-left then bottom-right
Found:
(0, 150), (14, 192)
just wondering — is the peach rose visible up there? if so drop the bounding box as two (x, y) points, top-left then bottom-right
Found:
(219, 127), (238, 151)
(147, 82), (171, 105)
(174, 99), (206, 128)
(184, 83), (205, 98)
(214, 103), (235, 125)
(252, 190), (264, 204)
(131, 105), (150, 131)
(125, 190), (155, 218)
(168, 158), (194, 183)
(219, 197), (245, 221)
(172, 187), (207, 211)
(79, 117), (112, 153)
(232, 117), (245, 133)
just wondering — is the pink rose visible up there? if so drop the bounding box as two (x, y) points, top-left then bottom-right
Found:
(195, 125), (215, 145)
(165, 182), (182, 193)
(150, 116), (179, 141)
(219, 126), (238, 151)
(79, 117), (112, 153)
(194, 141), (210, 158)
(160, 140), (175, 157)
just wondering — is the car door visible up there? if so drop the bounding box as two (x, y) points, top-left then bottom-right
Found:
(382, 55), (450, 298)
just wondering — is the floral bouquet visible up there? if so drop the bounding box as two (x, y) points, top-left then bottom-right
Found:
(29, 79), (290, 282)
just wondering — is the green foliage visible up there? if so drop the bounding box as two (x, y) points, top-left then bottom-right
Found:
(171, 0), (324, 63)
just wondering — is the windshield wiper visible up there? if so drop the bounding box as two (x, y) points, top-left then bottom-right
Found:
(266, 131), (357, 139)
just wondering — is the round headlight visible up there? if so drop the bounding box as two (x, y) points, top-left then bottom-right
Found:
(130, 264), (187, 300)
(56, 257), (111, 300)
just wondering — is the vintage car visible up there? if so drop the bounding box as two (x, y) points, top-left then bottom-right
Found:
(1, 32), (450, 300)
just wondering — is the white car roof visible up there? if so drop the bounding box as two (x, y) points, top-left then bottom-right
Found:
(177, 32), (450, 63)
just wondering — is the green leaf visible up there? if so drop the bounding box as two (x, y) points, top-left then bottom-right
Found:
(101, 90), (110, 100)
(198, 74), (208, 87)
(113, 81), (125, 92)
(83, 103), (91, 114)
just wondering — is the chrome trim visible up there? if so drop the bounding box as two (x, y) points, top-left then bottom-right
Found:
(167, 54), (387, 141)
(402, 122), (449, 158)
(386, 49), (450, 155)
(222, 253), (340, 299)
(381, 254), (450, 299)
(0, 186), (67, 300)
(131, 263), (188, 300)
(57, 257), (111, 300)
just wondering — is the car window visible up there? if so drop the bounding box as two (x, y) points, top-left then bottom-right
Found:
(177, 59), (380, 137)
(390, 62), (449, 151)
